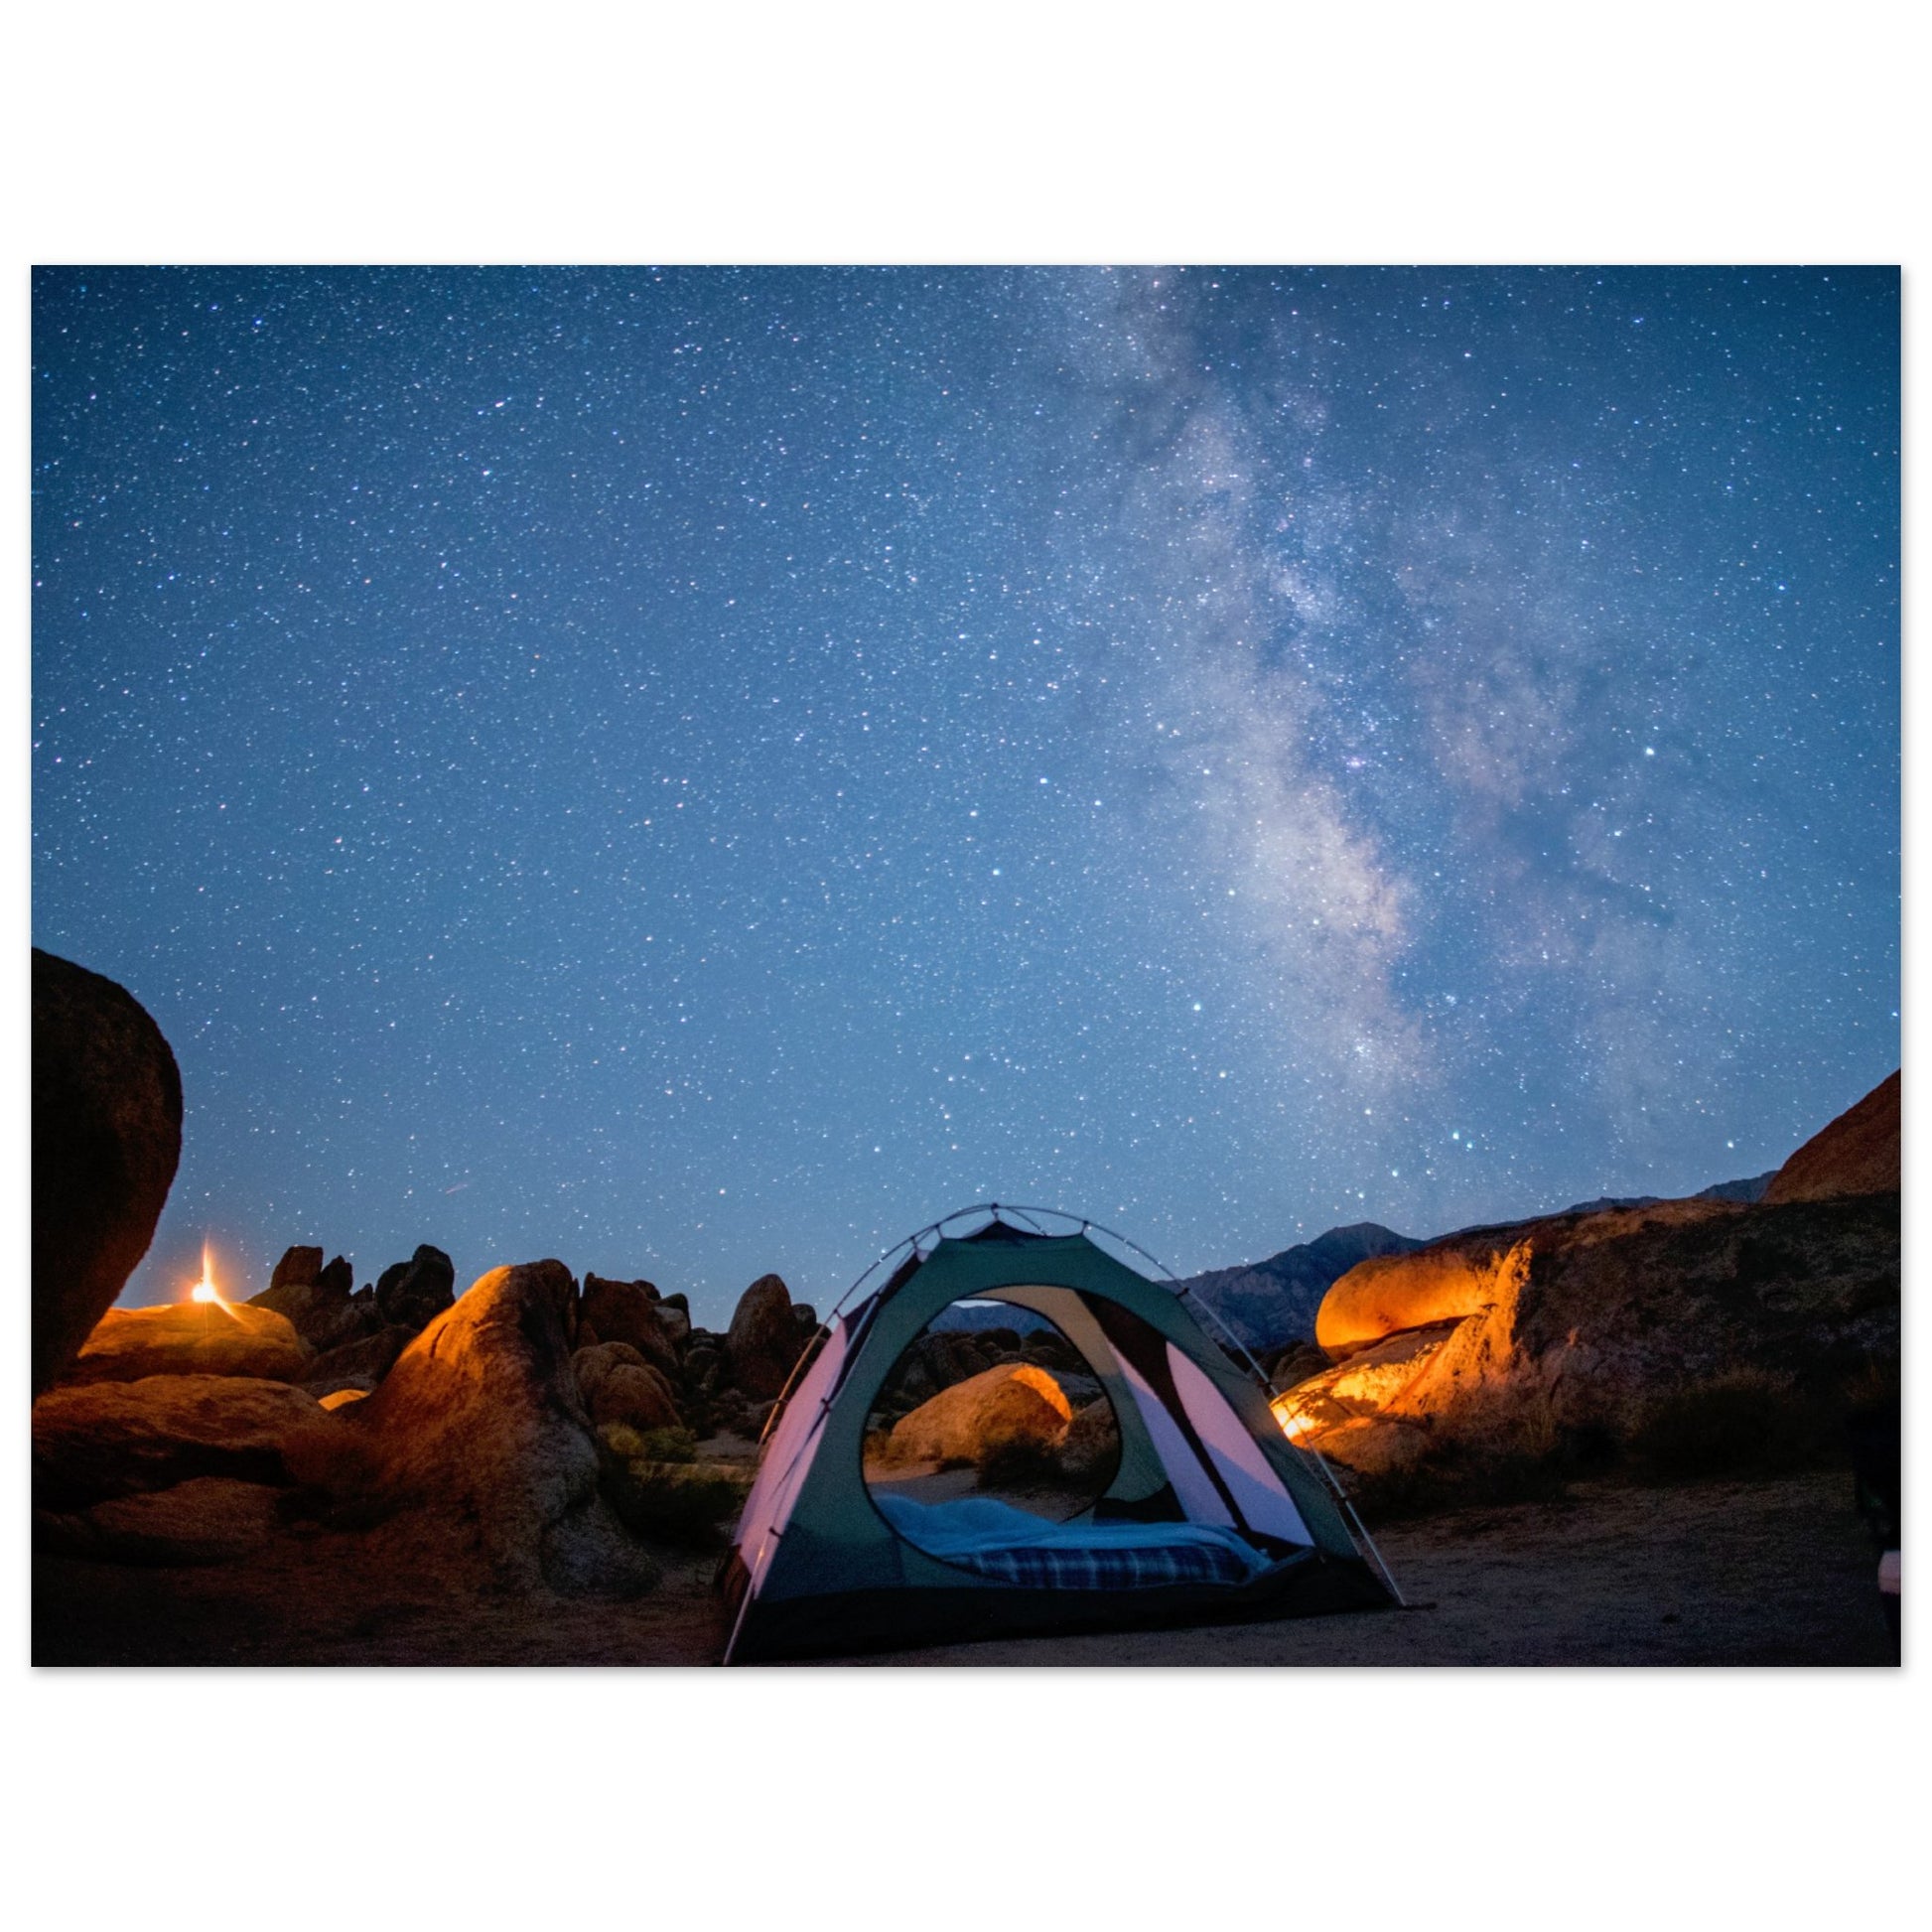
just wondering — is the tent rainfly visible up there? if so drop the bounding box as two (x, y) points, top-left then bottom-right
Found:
(720, 1207), (1399, 1663)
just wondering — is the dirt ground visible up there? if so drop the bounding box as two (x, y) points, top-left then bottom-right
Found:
(32, 1466), (1896, 1668)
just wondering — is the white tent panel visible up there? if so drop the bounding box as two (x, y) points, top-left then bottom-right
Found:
(1167, 1342), (1312, 1546)
(733, 1315), (849, 1590)
(1114, 1349), (1235, 1527)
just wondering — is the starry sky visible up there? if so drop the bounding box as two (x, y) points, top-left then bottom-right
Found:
(31, 266), (1898, 1326)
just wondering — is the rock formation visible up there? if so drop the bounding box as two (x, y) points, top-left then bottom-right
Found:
(1764, 1069), (1900, 1203)
(726, 1274), (803, 1399)
(32, 950), (184, 1394)
(374, 1244), (456, 1332)
(33, 1374), (341, 1509)
(326, 1260), (656, 1598)
(882, 1362), (1073, 1466)
(65, 1301), (313, 1385)
(580, 1274), (681, 1379)
(249, 1246), (360, 1347)
(573, 1340), (682, 1432)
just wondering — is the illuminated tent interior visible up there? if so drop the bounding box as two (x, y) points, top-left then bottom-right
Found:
(721, 1207), (1399, 1662)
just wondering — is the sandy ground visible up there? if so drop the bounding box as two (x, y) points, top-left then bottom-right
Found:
(33, 1466), (1896, 1668)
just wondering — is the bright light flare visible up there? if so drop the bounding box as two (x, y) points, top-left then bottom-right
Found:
(188, 1240), (235, 1314)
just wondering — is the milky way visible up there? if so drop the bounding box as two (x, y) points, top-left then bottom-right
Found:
(32, 267), (1899, 1324)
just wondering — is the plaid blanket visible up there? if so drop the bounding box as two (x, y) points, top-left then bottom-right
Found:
(945, 1534), (1260, 1591)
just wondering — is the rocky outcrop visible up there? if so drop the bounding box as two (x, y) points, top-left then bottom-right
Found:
(1764, 1070), (1900, 1204)
(375, 1245), (457, 1333)
(32, 950), (185, 1394)
(303, 1323), (413, 1390)
(33, 1374), (341, 1509)
(321, 1261), (655, 1598)
(1315, 1237), (1530, 1356)
(580, 1275), (681, 1380)
(726, 1274), (802, 1399)
(574, 1341), (682, 1433)
(37, 1476), (287, 1566)
(1060, 1397), (1122, 1481)
(65, 1301), (313, 1386)
(882, 1363), (1073, 1467)
(1287, 1191), (1899, 1465)
(249, 1247), (358, 1346)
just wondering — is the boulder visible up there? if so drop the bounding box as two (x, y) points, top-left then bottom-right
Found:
(249, 1248), (356, 1344)
(33, 1374), (340, 1509)
(329, 1261), (656, 1598)
(917, 1330), (992, 1391)
(727, 1274), (802, 1399)
(32, 950), (184, 1394)
(65, 1300), (313, 1386)
(1060, 1397), (1122, 1480)
(581, 1275), (681, 1379)
(1315, 1239), (1530, 1355)
(654, 1301), (692, 1346)
(1764, 1069), (1900, 1203)
(304, 1323), (412, 1388)
(374, 1244), (457, 1332)
(1292, 1191), (1899, 1452)
(684, 1343), (724, 1394)
(36, 1476), (288, 1566)
(574, 1342), (683, 1433)
(270, 1246), (324, 1291)
(883, 1363), (1073, 1467)
(318, 1387), (370, 1412)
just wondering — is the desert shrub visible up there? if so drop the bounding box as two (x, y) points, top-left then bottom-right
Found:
(602, 1458), (750, 1546)
(597, 1422), (698, 1464)
(1332, 1390), (1578, 1521)
(1629, 1368), (1830, 1479)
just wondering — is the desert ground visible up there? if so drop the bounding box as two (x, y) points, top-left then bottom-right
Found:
(33, 1463), (1894, 1669)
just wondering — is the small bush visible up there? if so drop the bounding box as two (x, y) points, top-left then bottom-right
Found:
(977, 1435), (1068, 1489)
(1630, 1369), (1828, 1479)
(602, 1459), (750, 1547)
(598, 1422), (698, 1464)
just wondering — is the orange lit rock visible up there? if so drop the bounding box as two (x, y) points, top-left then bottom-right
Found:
(883, 1362), (1072, 1467)
(1271, 1321), (1459, 1441)
(335, 1261), (657, 1598)
(1316, 1240), (1530, 1356)
(1764, 1069), (1899, 1204)
(1285, 1187), (1897, 1453)
(65, 1300), (313, 1386)
(33, 1373), (339, 1509)
(318, 1387), (368, 1411)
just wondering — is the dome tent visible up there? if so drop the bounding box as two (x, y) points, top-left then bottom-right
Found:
(721, 1205), (1400, 1663)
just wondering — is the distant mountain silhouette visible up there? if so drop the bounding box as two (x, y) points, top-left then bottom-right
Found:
(1550, 1173), (1777, 1217)
(1173, 1222), (1426, 1353)
(928, 1300), (1051, 1336)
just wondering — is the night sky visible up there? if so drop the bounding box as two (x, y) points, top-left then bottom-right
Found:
(31, 266), (1899, 1327)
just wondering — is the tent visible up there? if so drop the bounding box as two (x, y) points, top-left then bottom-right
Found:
(721, 1205), (1400, 1663)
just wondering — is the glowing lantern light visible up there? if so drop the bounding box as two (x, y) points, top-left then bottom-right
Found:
(188, 1241), (228, 1309)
